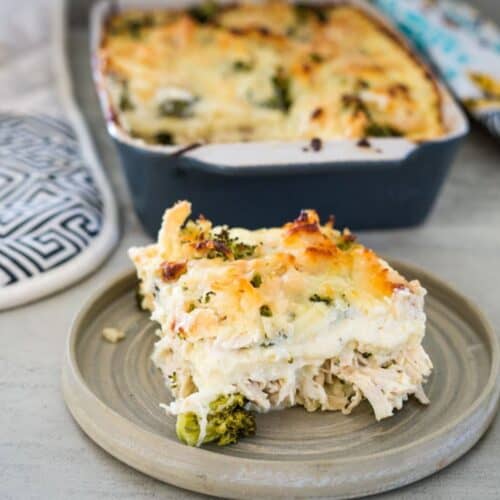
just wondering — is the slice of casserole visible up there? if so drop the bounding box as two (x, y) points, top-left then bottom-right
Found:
(129, 201), (432, 446)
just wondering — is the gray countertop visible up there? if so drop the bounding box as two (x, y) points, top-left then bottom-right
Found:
(1, 1), (500, 499)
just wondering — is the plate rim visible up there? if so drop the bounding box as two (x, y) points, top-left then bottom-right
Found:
(62, 260), (500, 498)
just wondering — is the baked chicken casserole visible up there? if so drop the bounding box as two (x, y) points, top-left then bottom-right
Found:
(99, 1), (444, 145)
(129, 201), (432, 446)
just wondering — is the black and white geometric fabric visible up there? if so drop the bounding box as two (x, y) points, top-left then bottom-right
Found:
(0, 114), (118, 309)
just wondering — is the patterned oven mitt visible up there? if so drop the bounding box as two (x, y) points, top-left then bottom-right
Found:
(372, 0), (500, 137)
(0, 114), (118, 310)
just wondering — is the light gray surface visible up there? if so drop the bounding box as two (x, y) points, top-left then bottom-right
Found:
(1, 0), (500, 499)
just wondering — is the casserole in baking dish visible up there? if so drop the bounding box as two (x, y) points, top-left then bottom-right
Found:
(99, 0), (444, 145)
(91, 0), (468, 234)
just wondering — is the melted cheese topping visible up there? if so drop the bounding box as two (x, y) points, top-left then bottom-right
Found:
(100, 1), (444, 145)
(130, 201), (432, 429)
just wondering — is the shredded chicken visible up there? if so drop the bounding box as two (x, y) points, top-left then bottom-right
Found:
(154, 336), (432, 425)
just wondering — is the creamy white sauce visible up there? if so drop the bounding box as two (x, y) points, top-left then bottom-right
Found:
(155, 289), (425, 399)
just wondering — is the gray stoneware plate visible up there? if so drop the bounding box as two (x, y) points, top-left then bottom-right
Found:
(62, 260), (500, 499)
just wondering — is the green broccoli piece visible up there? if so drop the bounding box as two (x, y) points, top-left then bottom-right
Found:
(206, 228), (256, 260)
(261, 69), (293, 113)
(364, 122), (402, 137)
(188, 0), (218, 24)
(157, 97), (198, 118)
(155, 131), (174, 145)
(232, 60), (254, 72)
(294, 4), (329, 25)
(176, 393), (256, 446)
(119, 81), (134, 112)
(250, 273), (262, 288)
(259, 304), (273, 317)
(309, 293), (332, 305)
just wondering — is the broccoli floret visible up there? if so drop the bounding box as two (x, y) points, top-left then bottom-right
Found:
(261, 69), (293, 113)
(364, 122), (402, 137)
(205, 228), (256, 260)
(188, 0), (218, 24)
(176, 393), (256, 446)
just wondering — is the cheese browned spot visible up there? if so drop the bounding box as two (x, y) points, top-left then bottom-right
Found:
(100, 1), (444, 145)
(160, 261), (187, 282)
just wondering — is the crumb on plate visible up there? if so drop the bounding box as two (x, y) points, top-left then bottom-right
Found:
(102, 327), (126, 343)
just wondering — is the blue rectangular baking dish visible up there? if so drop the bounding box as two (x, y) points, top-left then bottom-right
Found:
(90, 0), (469, 236)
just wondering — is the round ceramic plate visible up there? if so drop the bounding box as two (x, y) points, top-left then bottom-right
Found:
(62, 261), (499, 499)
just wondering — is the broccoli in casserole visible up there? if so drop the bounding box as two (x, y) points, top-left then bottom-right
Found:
(176, 393), (256, 446)
(101, 1), (444, 144)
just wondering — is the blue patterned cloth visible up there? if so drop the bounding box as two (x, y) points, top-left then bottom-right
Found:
(372, 0), (500, 138)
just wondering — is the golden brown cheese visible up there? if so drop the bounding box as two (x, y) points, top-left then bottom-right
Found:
(130, 201), (410, 344)
(100, 1), (444, 145)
